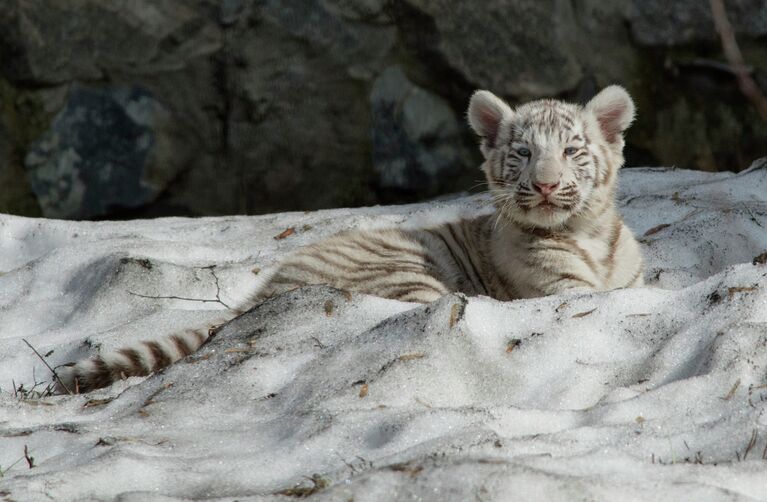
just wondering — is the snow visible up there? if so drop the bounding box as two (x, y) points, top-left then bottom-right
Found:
(1, 166), (767, 501)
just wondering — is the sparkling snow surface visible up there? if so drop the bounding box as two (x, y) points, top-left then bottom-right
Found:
(1, 167), (767, 501)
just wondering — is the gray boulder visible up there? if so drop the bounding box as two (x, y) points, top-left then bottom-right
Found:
(0, 0), (221, 85)
(371, 66), (473, 193)
(628, 0), (767, 46)
(24, 86), (164, 219)
(0, 0), (766, 219)
(391, 0), (583, 99)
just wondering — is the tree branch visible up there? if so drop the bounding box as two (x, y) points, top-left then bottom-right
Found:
(127, 265), (233, 309)
(22, 339), (72, 395)
(709, 0), (767, 121)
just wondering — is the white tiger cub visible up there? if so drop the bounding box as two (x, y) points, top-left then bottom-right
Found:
(58, 85), (643, 393)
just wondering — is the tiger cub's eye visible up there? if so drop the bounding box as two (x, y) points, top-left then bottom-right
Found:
(516, 147), (531, 157)
(564, 147), (578, 156)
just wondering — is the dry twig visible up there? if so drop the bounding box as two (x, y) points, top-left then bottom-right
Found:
(22, 339), (72, 395)
(128, 265), (231, 309)
(23, 445), (34, 469)
(743, 428), (758, 460)
(572, 308), (597, 318)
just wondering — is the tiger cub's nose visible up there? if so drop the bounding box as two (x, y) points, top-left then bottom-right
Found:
(533, 182), (560, 196)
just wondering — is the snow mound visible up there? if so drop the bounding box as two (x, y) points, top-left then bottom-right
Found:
(1, 167), (767, 501)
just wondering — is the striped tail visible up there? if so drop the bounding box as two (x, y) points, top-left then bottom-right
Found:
(56, 270), (274, 394)
(57, 326), (215, 394)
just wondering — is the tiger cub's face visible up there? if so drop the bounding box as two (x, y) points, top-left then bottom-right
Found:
(468, 86), (635, 229)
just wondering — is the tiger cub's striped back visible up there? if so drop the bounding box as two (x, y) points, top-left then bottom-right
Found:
(57, 85), (644, 393)
(258, 217), (506, 304)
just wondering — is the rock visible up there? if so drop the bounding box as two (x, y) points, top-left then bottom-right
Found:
(219, 0), (246, 25)
(255, 0), (396, 79)
(0, 123), (40, 216)
(322, 0), (389, 22)
(219, 1), (398, 214)
(391, 0), (583, 99)
(0, 79), (51, 216)
(1, 0), (766, 220)
(0, 0), (221, 85)
(24, 85), (165, 219)
(628, 0), (767, 46)
(370, 66), (472, 193)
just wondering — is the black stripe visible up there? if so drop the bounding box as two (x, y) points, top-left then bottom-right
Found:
(427, 229), (472, 285)
(79, 357), (113, 392)
(542, 273), (598, 290)
(171, 334), (194, 357)
(396, 290), (442, 303)
(353, 237), (437, 267)
(560, 114), (575, 127)
(449, 223), (491, 295)
(335, 246), (428, 268)
(383, 280), (447, 297)
(117, 348), (147, 375)
(190, 329), (207, 345)
(301, 251), (430, 278)
(282, 260), (441, 293)
(366, 236), (427, 258)
(527, 243), (587, 261)
(445, 225), (481, 287)
(281, 260), (365, 282)
(603, 219), (623, 281)
(143, 341), (172, 371)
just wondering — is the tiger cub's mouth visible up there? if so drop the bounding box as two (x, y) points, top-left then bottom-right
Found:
(534, 199), (563, 211)
(534, 187), (581, 213)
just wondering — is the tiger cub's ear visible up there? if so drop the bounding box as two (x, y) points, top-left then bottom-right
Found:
(585, 85), (635, 145)
(467, 90), (513, 148)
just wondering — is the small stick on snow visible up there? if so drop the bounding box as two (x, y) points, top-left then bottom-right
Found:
(572, 308), (597, 319)
(0, 454), (25, 476)
(22, 339), (72, 395)
(721, 379), (741, 400)
(128, 291), (229, 308)
(23, 445), (34, 469)
(743, 428), (758, 460)
(741, 203), (764, 228)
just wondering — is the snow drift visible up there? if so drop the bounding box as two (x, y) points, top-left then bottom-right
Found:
(1, 166), (767, 501)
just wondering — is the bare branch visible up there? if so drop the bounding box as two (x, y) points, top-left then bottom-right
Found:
(22, 339), (72, 395)
(709, 0), (767, 121)
(128, 265), (232, 309)
(127, 292), (226, 306)
(204, 266), (232, 309)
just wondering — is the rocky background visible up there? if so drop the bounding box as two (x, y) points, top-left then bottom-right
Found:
(0, 0), (765, 220)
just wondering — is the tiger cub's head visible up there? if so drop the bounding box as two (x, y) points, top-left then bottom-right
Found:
(468, 86), (635, 229)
